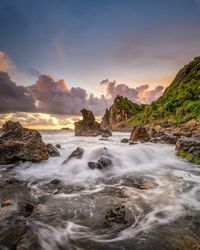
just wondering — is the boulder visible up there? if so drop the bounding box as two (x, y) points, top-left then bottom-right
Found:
(176, 137), (200, 164)
(120, 138), (129, 143)
(46, 143), (60, 157)
(55, 144), (61, 149)
(74, 109), (112, 137)
(62, 147), (84, 164)
(130, 125), (150, 142)
(0, 120), (59, 164)
(88, 157), (112, 169)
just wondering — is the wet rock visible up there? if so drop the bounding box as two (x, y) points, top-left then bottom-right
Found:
(55, 144), (61, 149)
(122, 177), (157, 189)
(120, 138), (129, 143)
(1, 197), (13, 207)
(158, 133), (177, 144)
(0, 120), (57, 164)
(16, 231), (40, 250)
(129, 141), (137, 145)
(176, 137), (200, 164)
(74, 109), (112, 137)
(130, 125), (150, 142)
(50, 179), (61, 185)
(0, 224), (27, 249)
(105, 205), (127, 224)
(88, 157), (112, 170)
(46, 143), (60, 157)
(62, 147), (84, 164)
(18, 202), (36, 217)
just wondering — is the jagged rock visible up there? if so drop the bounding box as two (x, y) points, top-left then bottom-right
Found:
(62, 147), (84, 164)
(74, 109), (112, 137)
(46, 143), (60, 157)
(101, 95), (141, 131)
(130, 125), (150, 142)
(0, 120), (59, 164)
(88, 157), (112, 169)
(120, 138), (129, 143)
(176, 138), (200, 164)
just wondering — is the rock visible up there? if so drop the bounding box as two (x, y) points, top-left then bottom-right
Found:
(88, 157), (112, 169)
(1, 197), (12, 207)
(130, 125), (150, 142)
(55, 144), (61, 149)
(159, 133), (177, 144)
(62, 147), (84, 164)
(176, 137), (200, 164)
(74, 109), (112, 137)
(105, 205), (127, 224)
(46, 143), (60, 157)
(101, 95), (141, 131)
(0, 121), (51, 164)
(18, 202), (36, 217)
(120, 138), (129, 143)
(129, 141), (137, 145)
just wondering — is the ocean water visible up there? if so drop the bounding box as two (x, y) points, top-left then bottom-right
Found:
(1, 131), (200, 250)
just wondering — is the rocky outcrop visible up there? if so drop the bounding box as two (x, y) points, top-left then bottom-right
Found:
(130, 125), (150, 142)
(101, 95), (142, 131)
(176, 137), (200, 164)
(74, 109), (112, 137)
(62, 147), (84, 164)
(0, 121), (59, 164)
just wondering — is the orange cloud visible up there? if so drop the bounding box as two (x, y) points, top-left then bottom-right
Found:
(0, 51), (14, 71)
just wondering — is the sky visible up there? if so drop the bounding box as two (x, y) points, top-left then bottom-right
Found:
(0, 0), (200, 129)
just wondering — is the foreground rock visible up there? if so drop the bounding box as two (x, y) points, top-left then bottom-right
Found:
(46, 143), (60, 157)
(0, 121), (59, 164)
(176, 137), (200, 164)
(62, 147), (84, 164)
(88, 157), (112, 169)
(74, 109), (112, 137)
(130, 125), (150, 142)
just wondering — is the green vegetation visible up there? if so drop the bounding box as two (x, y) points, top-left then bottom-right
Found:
(128, 56), (200, 125)
(114, 95), (143, 117)
(177, 149), (200, 165)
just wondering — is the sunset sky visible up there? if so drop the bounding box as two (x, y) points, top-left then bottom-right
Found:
(0, 0), (200, 129)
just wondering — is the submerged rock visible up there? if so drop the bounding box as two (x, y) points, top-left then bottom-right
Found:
(105, 205), (127, 224)
(0, 121), (60, 164)
(74, 109), (112, 137)
(130, 125), (150, 142)
(176, 137), (200, 164)
(88, 157), (112, 169)
(62, 147), (84, 164)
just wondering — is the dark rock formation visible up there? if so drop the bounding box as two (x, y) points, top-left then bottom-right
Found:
(101, 95), (142, 131)
(75, 109), (112, 137)
(130, 125), (150, 142)
(176, 137), (200, 164)
(46, 143), (60, 157)
(88, 157), (112, 169)
(120, 138), (129, 143)
(62, 147), (84, 164)
(0, 120), (59, 164)
(55, 144), (61, 149)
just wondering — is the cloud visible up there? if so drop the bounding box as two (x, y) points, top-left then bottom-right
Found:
(28, 75), (110, 115)
(100, 79), (164, 104)
(0, 51), (14, 71)
(0, 71), (36, 113)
